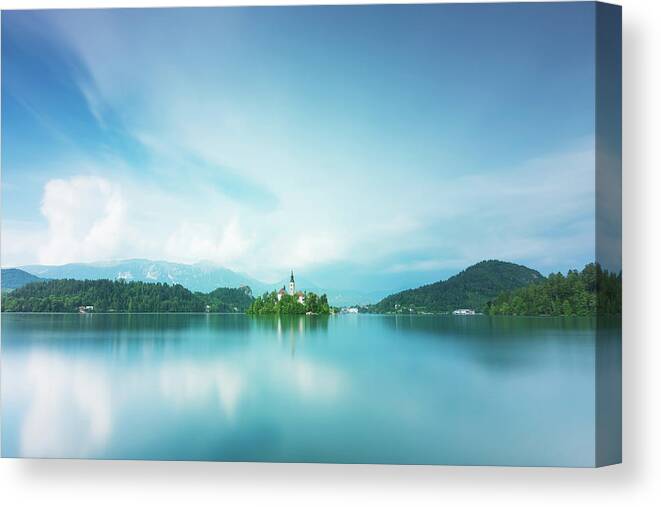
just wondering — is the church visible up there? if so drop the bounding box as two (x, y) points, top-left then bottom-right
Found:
(277, 270), (305, 305)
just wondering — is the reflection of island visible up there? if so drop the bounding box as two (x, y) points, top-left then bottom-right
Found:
(251, 314), (331, 356)
(247, 271), (331, 315)
(251, 314), (330, 335)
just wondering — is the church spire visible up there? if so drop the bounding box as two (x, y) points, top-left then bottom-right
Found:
(288, 270), (295, 296)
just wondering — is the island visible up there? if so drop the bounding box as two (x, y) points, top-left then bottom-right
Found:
(246, 271), (331, 315)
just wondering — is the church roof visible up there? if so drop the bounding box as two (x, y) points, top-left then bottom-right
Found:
(290, 270), (295, 283)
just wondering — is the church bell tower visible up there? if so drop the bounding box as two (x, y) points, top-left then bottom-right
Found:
(289, 270), (295, 296)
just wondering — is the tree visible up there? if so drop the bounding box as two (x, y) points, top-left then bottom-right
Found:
(2, 279), (255, 313)
(486, 263), (620, 317)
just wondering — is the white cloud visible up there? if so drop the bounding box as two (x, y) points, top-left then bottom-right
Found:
(385, 259), (469, 274)
(164, 218), (252, 267)
(1, 12), (599, 283)
(39, 175), (126, 265)
(286, 234), (346, 270)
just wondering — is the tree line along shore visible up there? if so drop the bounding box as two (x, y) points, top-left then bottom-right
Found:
(1, 260), (621, 316)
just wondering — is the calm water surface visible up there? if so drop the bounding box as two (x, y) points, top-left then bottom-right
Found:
(1, 313), (611, 465)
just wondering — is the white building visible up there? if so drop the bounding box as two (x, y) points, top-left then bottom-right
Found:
(277, 270), (305, 305)
(289, 270), (295, 296)
(452, 309), (475, 315)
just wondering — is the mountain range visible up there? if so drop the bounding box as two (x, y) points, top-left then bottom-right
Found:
(5, 259), (552, 312)
(19, 259), (263, 293)
(1, 268), (45, 291)
(14, 259), (388, 306)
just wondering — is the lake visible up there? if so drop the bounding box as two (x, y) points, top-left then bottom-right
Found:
(1, 313), (618, 466)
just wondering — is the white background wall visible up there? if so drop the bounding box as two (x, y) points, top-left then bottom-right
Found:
(1, 0), (659, 505)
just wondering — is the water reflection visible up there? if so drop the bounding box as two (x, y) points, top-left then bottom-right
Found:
(382, 314), (598, 372)
(3, 314), (332, 362)
(1, 313), (605, 465)
(250, 315), (330, 356)
(9, 351), (112, 458)
(596, 316), (622, 464)
(159, 360), (243, 419)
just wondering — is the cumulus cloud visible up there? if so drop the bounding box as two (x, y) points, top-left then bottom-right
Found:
(39, 175), (126, 264)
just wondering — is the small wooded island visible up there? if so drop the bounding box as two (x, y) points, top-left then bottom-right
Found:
(246, 271), (331, 315)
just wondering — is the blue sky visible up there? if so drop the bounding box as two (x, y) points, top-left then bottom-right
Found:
(2, 4), (599, 291)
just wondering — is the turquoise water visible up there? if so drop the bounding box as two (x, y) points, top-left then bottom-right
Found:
(1, 313), (606, 465)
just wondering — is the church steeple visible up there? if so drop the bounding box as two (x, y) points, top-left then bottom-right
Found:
(288, 270), (295, 296)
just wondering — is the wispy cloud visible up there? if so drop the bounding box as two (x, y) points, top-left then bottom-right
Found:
(1, 7), (599, 289)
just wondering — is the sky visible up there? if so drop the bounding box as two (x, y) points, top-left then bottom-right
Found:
(2, 3), (601, 291)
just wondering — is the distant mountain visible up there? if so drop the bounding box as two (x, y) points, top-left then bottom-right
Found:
(1, 268), (45, 291)
(369, 260), (544, 314)
(17, 260), (387, 306)
(256, 277), (388, 307)
(320, 288), (392, 307)
(19, 259), (269, 294)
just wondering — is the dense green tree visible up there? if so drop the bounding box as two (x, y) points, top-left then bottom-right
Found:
(486, 263), (621, 317)
(246, 291), (331, 315)
(197, 286), (254, 313)
(1, 279), (255, 313)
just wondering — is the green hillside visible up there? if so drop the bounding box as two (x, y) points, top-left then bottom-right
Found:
(199, 286), (254, 313)
(1, 279), (254, 313)
(486, 263), (621, 316)
(369, 260), (543, 314)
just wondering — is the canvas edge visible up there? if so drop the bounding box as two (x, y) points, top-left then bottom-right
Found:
(594, 0), (622, 468)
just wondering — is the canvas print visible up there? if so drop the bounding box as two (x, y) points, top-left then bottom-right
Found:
(0, 2), (621, 466)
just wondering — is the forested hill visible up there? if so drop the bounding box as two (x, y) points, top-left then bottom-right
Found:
(198, 286), (254, 313)
(486, 263), (621, 316)
(1, 268), (44, 291)
(368, 260), (543, 314)
(1, 279), (254, 313)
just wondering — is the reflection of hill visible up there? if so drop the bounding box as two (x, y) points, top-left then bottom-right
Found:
(1, 313), (332, 359)
(383, 314), (597, 337)
(380, 314), (602, 372)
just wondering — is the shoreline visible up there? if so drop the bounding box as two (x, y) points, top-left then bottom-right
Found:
(0, 312), (611, 319)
